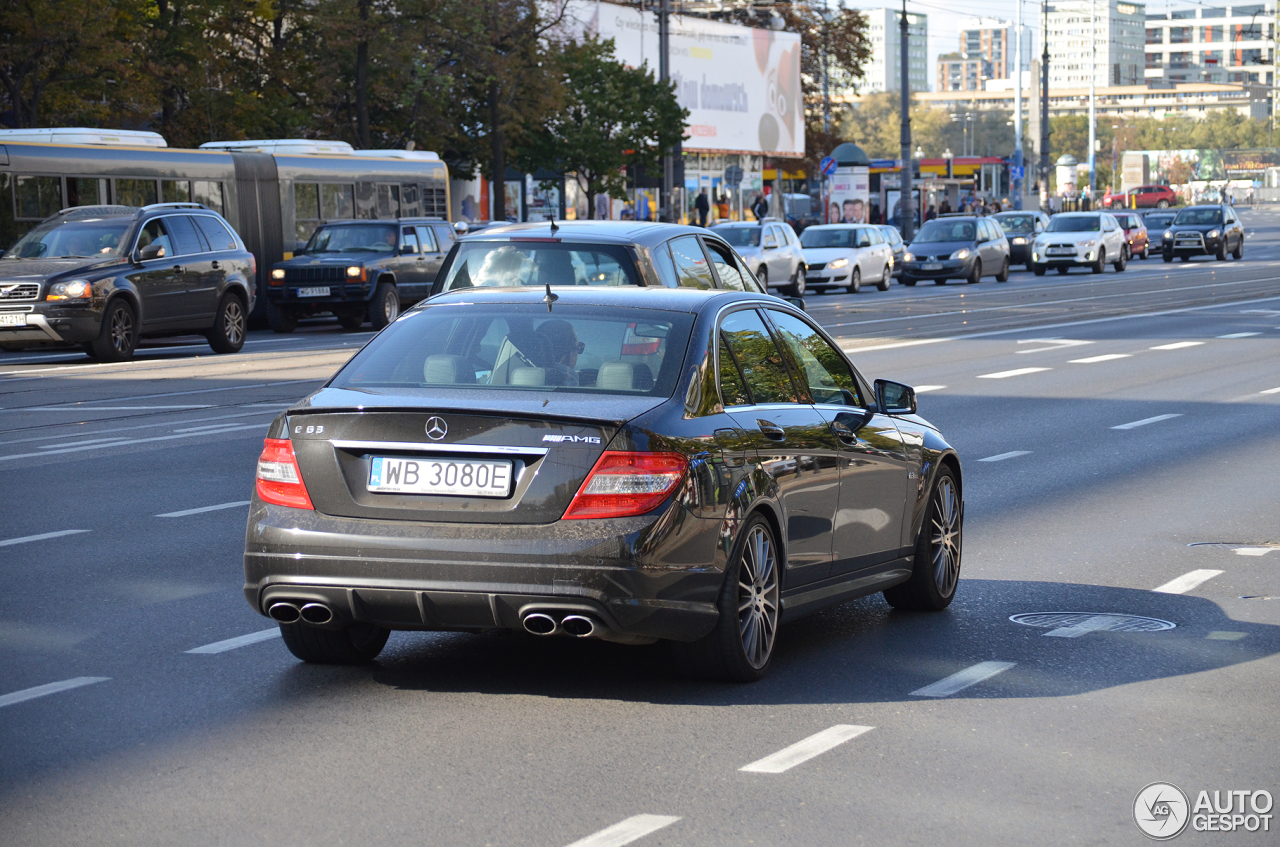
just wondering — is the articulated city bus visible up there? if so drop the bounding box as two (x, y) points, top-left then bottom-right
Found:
(0, 130), (450, 316)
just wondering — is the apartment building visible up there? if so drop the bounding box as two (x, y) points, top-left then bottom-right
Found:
(1144, 2), (1275, 86)
(1047, 0), (1147, 88)
(856, 8), (929, 93)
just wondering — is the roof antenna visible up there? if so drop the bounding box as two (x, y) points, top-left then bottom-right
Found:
(549, 215), (559, 236)
(543, 281), (558, 312)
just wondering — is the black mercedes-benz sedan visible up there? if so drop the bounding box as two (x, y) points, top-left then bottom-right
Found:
(244, 287), (963, 681)
(1160, 204), (1244, 262)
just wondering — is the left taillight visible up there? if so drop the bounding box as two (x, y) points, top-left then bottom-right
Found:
(563, 451), (686, 520)
(255, 438), (314, 510)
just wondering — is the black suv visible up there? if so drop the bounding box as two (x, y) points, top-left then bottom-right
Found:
(267, 218), (457, 333)
(1159, 204), (1245, 262)
(0, 204), (255, 360)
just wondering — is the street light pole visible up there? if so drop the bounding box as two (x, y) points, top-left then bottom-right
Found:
(1013, 0), (1024, 209)
(1087, 0), (1097, 203)
(899, 0), (914, 241)
(659, 0), (673, 221)
(1040, 0), (1051, 210)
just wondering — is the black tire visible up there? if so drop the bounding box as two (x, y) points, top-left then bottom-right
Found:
(1216, 240), (1228, 261)
(1092, 247), (1105, 274)
(995, 258), (1009, 282)
(369, 280), (400, 330)
(670, 513), (780, 682)
(756, 267), (768, 289)
(901, 276), (917, 287)
(1, 343), (26, 353)
(1140, 244), (1149, 260)
(1032, 263), (1046, 276)
(1232, 238), (1243, 260)
(267, 301), (298, 334)
(337, 309), (365, 331)
(1113, 244), (1128, 272)
(883, 466), (962, 611)
(877, 265), (891, 291)
(1156, 199), (1170, 209)
(206, 292), (247, 354)
(849, 266), (861, 293)
(279, 621), (390, 664)
(934, 278), (946, 285)
(90, 298), (137, 362)
(1163, 250), (1173, 263)
(787, 267), (806, 297)
(966, 259), (981, 284)
(1057, 265), (1069, 275)
(1181, 254), (1190, 262)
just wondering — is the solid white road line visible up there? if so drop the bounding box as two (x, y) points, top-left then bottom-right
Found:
(977, 367), (1051, 379)
(839, 337), (953, 353)
(913, 385), (947, 393)
(1219, 332), (1261, 338)
(910, 661), (1017, 698)
(977, 451), (1031, 463)
(739, 725), (875, 774)
(0, 677), (110, 709)
(1070, 353), (1132, 363)
(157, 501), (251, 518)
(563, 815), (682, 847)
(0, 424), (263, 462)
(0, 408), (282, 449)
(1112, 413), (1183, 430)
(37, 437), (131, 450)
(1150, 341), (1205, 350)
(1261, 387), (1280, 394)
(1043, 615), (1129, 638)
(24, 405), (215, 412)
(0, 529), (90, 548)
(186, 628), (280, 654)
(1153, 569), (1224, 595)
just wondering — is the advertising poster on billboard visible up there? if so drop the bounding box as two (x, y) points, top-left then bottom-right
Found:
(554, 1), (804, 157)
(828, 166), (870, 224)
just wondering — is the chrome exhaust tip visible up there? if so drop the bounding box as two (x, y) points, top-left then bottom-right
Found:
(268, 602), (301, 624)
(299, 603), (334, 625)
(522, 613), (557, 635)
(561, 615), (596, 638)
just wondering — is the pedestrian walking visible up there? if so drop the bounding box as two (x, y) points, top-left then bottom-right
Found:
(695, 188), (710, 227)
(752, 193), (769, 221)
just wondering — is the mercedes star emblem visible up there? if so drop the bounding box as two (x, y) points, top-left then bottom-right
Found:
(425, 416), (448, 440)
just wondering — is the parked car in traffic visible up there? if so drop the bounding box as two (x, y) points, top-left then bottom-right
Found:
(992, 210), (1050, 268)
(799, 224), (895, 293)
(1030, 212), (1129, 275)
(876, 225), (906, 277)
(244, 285), (962, 680)
(0, 203), (254, 360)
(1160, 204), (1244, 262)
(1103, 184), (1178, 209)
(1111, 211), (1150, 260)
(268, 218), (458, 333)
(900, 216), (1011, 285)
(712, 219), (806, 296)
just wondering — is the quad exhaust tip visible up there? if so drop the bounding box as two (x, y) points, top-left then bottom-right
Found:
(522, 613), (557, 635)
(268, 602), (301, 624)
(561, 615), (596, 638)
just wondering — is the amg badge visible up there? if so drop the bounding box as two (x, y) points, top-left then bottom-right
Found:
(542, 434), (601, 444)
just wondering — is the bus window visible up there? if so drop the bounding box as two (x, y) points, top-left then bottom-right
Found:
(401, 183), (420, 217)
(67, 178), (106, 208)
(115, 179), (157, 207)
(295, 182), (320, 239)
(423, 186), (447, 218)
(192, 181), (224, 215)
(161, 180), (190, 203)
(322, 184), (353, 219)
(376, 184), (400, 218)
(356, 183), (376, 219)
(15, 176), (60, 219)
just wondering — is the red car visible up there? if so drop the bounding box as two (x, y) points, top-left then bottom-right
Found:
(1112, 211), (1150, 260)
(1104, 184), (1178, 209)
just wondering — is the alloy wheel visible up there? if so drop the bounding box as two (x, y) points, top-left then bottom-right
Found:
(223, 300), (245, 345)
(930, 475), (961, 597)
(110, 307), (134, 353)
(383, 290), (399, 323)
(737, 524), (779, 669)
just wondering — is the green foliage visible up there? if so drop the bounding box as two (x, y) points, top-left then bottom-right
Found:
(839, 93), (1024, 160)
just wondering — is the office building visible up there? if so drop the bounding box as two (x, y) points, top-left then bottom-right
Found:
(1046, 0), (1147, 89)
(856, 8), (929, 93)
(1144, 2), (1275, 86)
(937, 18), (1016, 91)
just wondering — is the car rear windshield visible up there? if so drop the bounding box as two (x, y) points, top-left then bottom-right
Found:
(330, 304), (693, 397)
(1046, 216), (1100, 233)
(800, 228), (860, 248)
(912, 220), (974, 243)
(438, 242), (641, 291)
(306, 224), (398, 254)
(715, 227), (761, 248)
(996, 216), (1035, 234)
(1173, 208), (1222, 225)
(4, 218), (132, 259)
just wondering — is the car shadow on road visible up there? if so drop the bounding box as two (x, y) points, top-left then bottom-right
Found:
(366, 578), (1280, 705)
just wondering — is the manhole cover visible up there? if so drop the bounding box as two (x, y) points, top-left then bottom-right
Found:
(1010, 613), (1176, 638)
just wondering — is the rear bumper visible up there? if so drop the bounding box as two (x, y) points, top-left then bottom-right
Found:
(243, 499), (724, 642)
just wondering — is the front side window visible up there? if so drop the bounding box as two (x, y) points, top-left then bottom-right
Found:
(307, 224), (398, 254)
(719, 309), (799, 405)
(136, 218), (172, 256)
(667, 236), (714, 289)
(439, 242), (639, 290)
(3, 217), (131, 259)
(766, 310), (861, 407)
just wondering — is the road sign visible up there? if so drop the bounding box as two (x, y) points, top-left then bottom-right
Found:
(819, 156), (838, 177)
(724, 165), (744, 187)
(1010, 165), (1025, 180)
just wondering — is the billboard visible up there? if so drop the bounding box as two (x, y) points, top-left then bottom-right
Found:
(828, 166), (870, 224)
(553, 1), (804, 157)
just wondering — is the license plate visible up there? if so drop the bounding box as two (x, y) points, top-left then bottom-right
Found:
(1049, 248), (1074, 255)
(368, 456), (512, 497)
(921, 263), (943, 270)
(0, 313), (27, 327)
(297, 286), (331, 297)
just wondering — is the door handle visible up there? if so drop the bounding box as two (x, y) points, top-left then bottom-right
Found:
(172, 265), (184, 274)
(756, 419), (786, 441)
(211, 260), (220, 270)
(829, 421), (858, 444)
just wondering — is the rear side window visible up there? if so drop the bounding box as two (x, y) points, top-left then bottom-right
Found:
(430, 224), (454, 250)
(766, 309), (861, 407)
(701, 239), (748, 291)
(667, 236), (714, 289)
(400, 227), (419, 254)
(719, 310), (799, 405)
(717, 335), (751, 407)
(193, 216), (238, 251)
(415, 226), (439, 253)
(163, 215), (205, 256)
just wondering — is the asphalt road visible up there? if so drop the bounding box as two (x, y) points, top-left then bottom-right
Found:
(2, 207), (1279, 845)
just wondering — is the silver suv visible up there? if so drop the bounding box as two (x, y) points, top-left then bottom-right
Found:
(711, 219), (807, 296)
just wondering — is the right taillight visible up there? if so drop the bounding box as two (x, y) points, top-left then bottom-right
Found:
(563, 451), (686, 520)
(255, 438), (314, 510)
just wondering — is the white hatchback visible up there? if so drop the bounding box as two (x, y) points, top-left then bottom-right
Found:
(800, 225), (896, 293)
(1030, 212), (1130, 275)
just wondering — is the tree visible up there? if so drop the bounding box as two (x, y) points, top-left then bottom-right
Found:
(519, 38), (687, 219)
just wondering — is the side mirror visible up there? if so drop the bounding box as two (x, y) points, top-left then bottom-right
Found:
(875, 378), (916, 415)
(294, 240), (308, 254)
(137, 243), (165, 261)
(783, 296), (806, 311)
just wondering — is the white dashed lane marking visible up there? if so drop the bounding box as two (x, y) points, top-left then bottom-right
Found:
(1071, 353), (1132, 363)
(1150, 341), (1205, 350)
(157, 501), (251, 518)
(0, 529), (90, 548)
(1112, 414), (1183, 430)
(0, 424), (263, 462)
(0, 677), (110, 709)
(1261, 387), (1280, 395)
(977, 451), (1031, 463)
(739, 725), (875, 774)
(1219, 332), (1261, 338)
(913, 385), (946, 393)
(1153, 569), (1224, 594)
(910, 661), (1017, 698)
(563, 815), (681, 847)
(186, 628), (280, 654)
(977, 367), (1051, 379)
